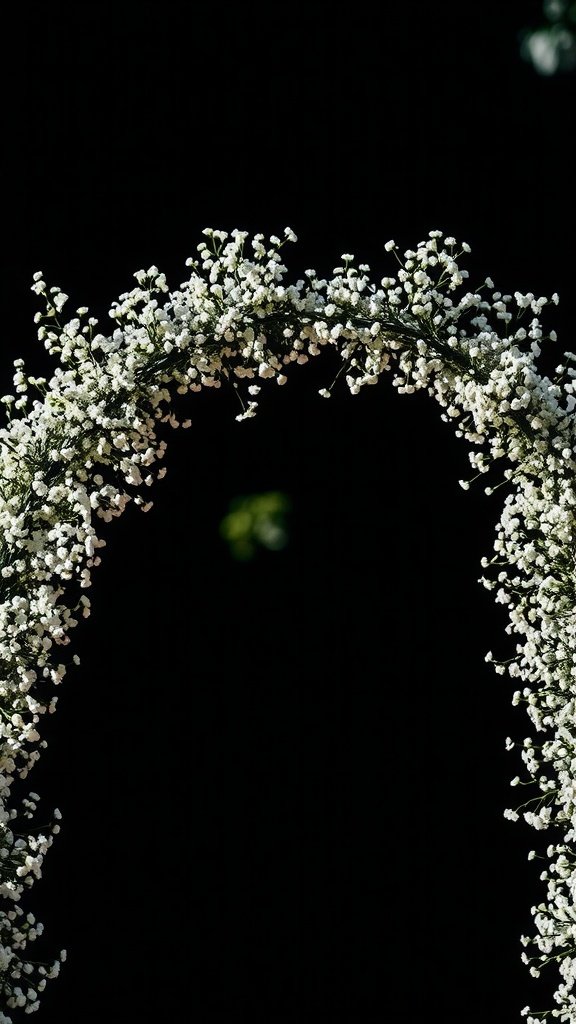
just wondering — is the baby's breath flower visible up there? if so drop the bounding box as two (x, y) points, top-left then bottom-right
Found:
(0, 226), (573, 1020)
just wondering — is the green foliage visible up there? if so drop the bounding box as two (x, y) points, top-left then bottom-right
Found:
(219, 491), (291, 561)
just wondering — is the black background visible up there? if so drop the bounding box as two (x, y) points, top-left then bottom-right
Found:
(2, 2), (574, 1021)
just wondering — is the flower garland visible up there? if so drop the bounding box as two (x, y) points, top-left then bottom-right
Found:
(0, 227), (573, 1021)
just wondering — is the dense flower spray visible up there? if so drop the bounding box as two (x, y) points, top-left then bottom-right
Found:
(0, 227), (573, 1020)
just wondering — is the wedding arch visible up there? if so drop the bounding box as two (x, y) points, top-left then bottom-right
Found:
(0, 227), (574, 1023)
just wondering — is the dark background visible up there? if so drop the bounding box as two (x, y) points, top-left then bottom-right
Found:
(1, 2), (573, 1021)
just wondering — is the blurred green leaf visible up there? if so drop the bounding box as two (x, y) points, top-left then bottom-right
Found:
(219, 491), (291, 561)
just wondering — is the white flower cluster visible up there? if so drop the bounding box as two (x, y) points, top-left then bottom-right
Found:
(0, 226), (573, 1019)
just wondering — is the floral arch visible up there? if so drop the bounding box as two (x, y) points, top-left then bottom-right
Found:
(0, 227), (573, 1023)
